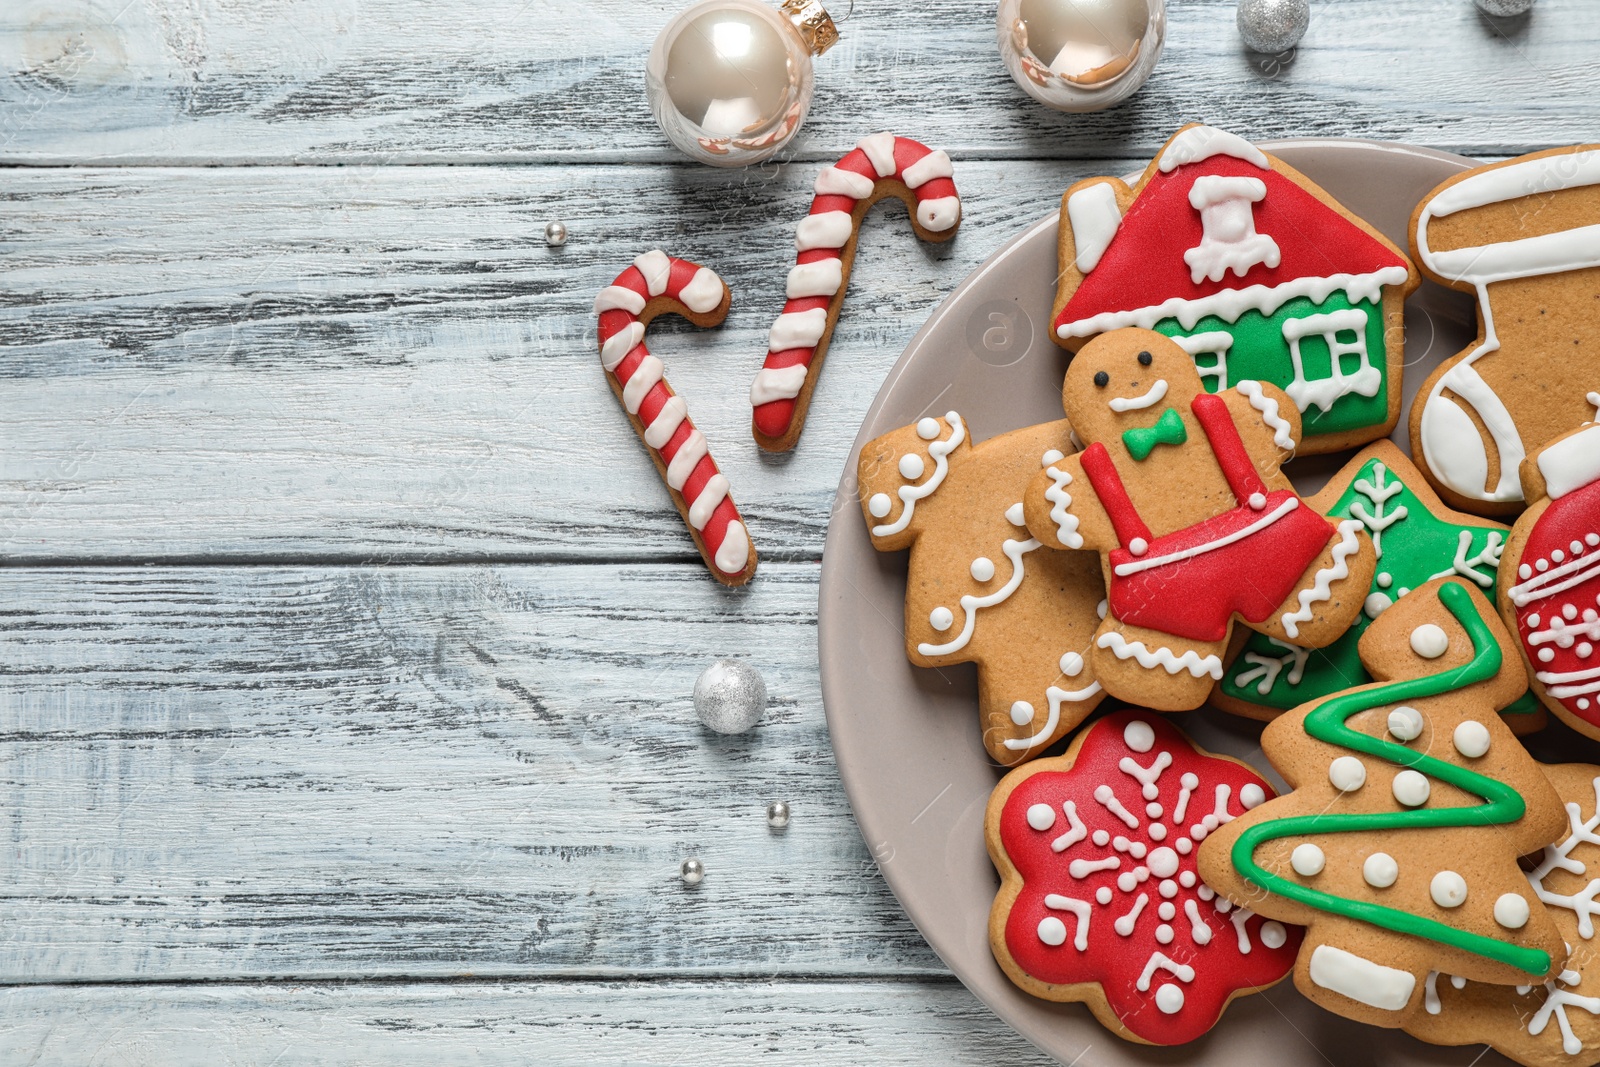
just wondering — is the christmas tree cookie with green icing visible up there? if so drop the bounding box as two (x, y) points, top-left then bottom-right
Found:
(1214, 441), (1544, 732)
(1198, 578), (1569, 1028)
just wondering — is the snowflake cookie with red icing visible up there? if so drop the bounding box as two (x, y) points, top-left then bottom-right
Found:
(985, 708), (1301, 1044)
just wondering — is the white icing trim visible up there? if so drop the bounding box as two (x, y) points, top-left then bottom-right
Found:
(1184, 176), (1280, 285)
(1509, 541), (1600, 608)
(1528, 775), (1600, 938)
(1096, 632), (1224, 679)
(1417, 292), (1528, 502)
(902, 149), (953, 190)
(714, 521), (750, 573)
(1114, 498), (1298, 578)
(1281, 519), (1364, 639)
(1067, 181), (1123, 274)
(871, 413), (964, 537)
(768, 308), (828, 351)
(918, 535), (1040, 657)
(916, 196), (960, 232)
(665, 430), (707, 491)
(785, 258), (844, 299)
(1282, 307), (1380, 416)
(642, 394), (687, 449)
(1308, 945), (1416, 1011)
(796, 211), (855, 251)
(856, 132), (899, 178)
(678, 267), (724, 314)
(1235, 380), (1295, 450)
(1050, 801), (1088, 852)
(1108, 379), (1168, 412)
(1135, 951), (1195, 991)
(1043, 894), (1092, 950)
(593, 285), (646, 315)
(1539, 425), (1600, 499)
(1043, 465), (1084, 549)
(633, 249), (672, 296)
(1001, 681), (1102, 751)
(687, 474), (729, 530)
(600, 321), (645, 372)
(749, 365), (808, 406)
(814, 165), (874, 199)
(1157, 126), (1270, 174)
(622, 355), (663, 414)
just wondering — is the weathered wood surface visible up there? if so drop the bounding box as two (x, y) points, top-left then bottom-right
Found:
(2, 159), (1119, 563)
(1, 0), (1596, 164)
(0, 979), (1060, 1066)
(0, 561), (956, 980)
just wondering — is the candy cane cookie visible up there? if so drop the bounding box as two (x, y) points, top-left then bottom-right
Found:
(596, 251), (757, 586)
(749, 132), (962, 452)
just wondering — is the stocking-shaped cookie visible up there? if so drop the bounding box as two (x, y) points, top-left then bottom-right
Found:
(1199, 578), (1569, 1028)
(859, 413), (1106, 763)
(1022, 328), (1376, 711)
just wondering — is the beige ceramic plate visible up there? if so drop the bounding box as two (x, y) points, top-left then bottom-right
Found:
(818, 139), (1600, 1067)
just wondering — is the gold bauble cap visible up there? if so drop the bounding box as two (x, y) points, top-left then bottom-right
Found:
(780, 0), (840, 55)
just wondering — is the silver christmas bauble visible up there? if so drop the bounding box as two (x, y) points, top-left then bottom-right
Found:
(1474, 0), (1532, 14)
(693, 659), (768, 733)
(544, 220), (567, 246)
(1236, 0), (1310, 53)
(766, 800), (790, 830)
(646, 0), (838, 167)
(997, 0), (1166, 113)
(680, 857), (705, 885)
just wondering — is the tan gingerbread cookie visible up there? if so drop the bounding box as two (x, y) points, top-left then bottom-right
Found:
(1021, 328), (1376, 711)
(858, 413), (1106, 764)
(1198, 577), (1569, 1029)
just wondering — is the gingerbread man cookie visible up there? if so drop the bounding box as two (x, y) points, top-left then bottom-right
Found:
(859, 414), (1106, 763)
(986, 709), (1301, 1045)
(1410, 144), (1600, 514)
(1500, 423), (1600, 739)
(1022, 328), (1376, 711)
(1199, 578), (1568, 1029)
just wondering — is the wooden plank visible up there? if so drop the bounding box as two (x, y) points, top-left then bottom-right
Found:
(2, 159), (1101, 563)
(0, 979), (1061, 1065)
(1, 0), (1595, 164)
(0, 560), (957, 981)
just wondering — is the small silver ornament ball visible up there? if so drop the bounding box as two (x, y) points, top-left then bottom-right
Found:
(680, 857), (705, 886)
(544, 220), (567, 246)
(693, 659), (767, 734)
(1236, 0), (1310, 53)
(1474, 0), (1532, 15)
(766, 800), (791, 830)
(996, 0), (1166, 113)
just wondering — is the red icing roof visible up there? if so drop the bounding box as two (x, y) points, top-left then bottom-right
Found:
(1057, 154), (1409, 332)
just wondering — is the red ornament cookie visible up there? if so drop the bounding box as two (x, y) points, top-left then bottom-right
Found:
(1500, 423), (1600, 739)
(986, 708), (1301, 1045)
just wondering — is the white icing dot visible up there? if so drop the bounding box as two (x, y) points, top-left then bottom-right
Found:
(1092, 829), (1111, 846)
(1260, 921), (1287, 950)
(1117, 872), (1137, 892)
(899, 453), (925, 480)
(1113, 835), (1129, 852)
(1291, 843), (1325, 876)
(1158, 901), (1176, 921)
(1248, 491), (1266, 510)
(1539, 648), (1556, 663)
(1197, 885), (1215, 901)
(916, 418), (940, 440)
(1147, 846), (1180, 879)
(1591, 534), (1600, 546)
(1038, 916), (1068, 946)
(1538, 559), (1551, 572)
(1129, 841), (1147, 860)
(1097, 599), (1108, 620)
(1026, 803), (1056, 831)
(1175, 837), (1192, 855)
(1388, 706), (1424, 742)
(1329, 756), (1367, 792)
(1410, 624), (1450, 659)
(1529, 613), (1542, 628)
(970, 557), (995, 582)
(1393, 769), (1430, 807)
(1240, 784), (1266, 809)
(1060, 652), (1084, 677)
(1378, 572), (1394, 588)
(1430, 870), (1468, 908)
(1135, 866), (1150, 883)
(1453, 721), (1491, 759)
(1146, 802), (1163, 819)
(1123, 719), (1156, 753)
(1156, 924), (1175, 944)
(1555, 550), (1568, 564)
(1155, 983), (1185, 1014)
(1148, 823), (1168, 841)
(1580, 643), (1594, 658)
(1494, 892), (1530, 929)
(1363, 852), (1398, 888)
(868, 493), (892, 518)
(1158, 879), (1178, 898)
(1179, 870), (1196, 888)
(1576, 541), (1588, 555)
(1129, 537), (1149, 556)
(1519, 564), (1533, 580)
(1364, 592), (1393, 619)
(1005, 502), (1026, 527)
(930, 606), (954, 631)
(1010, 701), (1035, 726)
(1041, 449), (1065, 466)
(1096, 886), (1113, 905)
(1566, 604), (1579, 621)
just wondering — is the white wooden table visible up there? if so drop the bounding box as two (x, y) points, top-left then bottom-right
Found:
(2, 1), (1596, 1061)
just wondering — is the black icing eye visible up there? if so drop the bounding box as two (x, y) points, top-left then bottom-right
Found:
(1093, 370), (1110, 388)
(1138, 350), (1153, 367)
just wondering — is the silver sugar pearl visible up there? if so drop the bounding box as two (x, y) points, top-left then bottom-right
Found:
(1236, 0), (1309, 53)
(1475, 0), (1532, 14)
(693, 659), (767, 734)
(766, 801), (791, 830)
(544, 220), (568, 246)
(680, 857), (705, 886)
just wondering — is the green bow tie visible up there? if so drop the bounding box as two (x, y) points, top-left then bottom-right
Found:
(1122, 406), (1188, 461)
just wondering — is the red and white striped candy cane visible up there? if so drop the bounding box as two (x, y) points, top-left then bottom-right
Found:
(749, 132), (961, 452)
(596, 250), (757, 586)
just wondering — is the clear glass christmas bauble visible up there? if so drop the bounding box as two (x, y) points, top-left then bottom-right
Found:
(997, 0), (1166, 113)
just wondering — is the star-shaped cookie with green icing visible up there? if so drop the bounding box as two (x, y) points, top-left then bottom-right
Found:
(1212, 441), (1544, 731)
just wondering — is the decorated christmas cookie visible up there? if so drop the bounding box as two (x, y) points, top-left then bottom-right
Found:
(859, 415), (1105, 763)
(1050, 124), (1419, 454)
(1199, 578), (1569, 1028)
(751, 132), (961, 452)
(986, 708), (1301, 1045)
(1021, 328), (1376, 711)
(1409, 144), (1600, 514)
(1499, 423), (1600, 740)
(1216, 440), (1544, 732)
(1403, 763), (1600, 1067)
